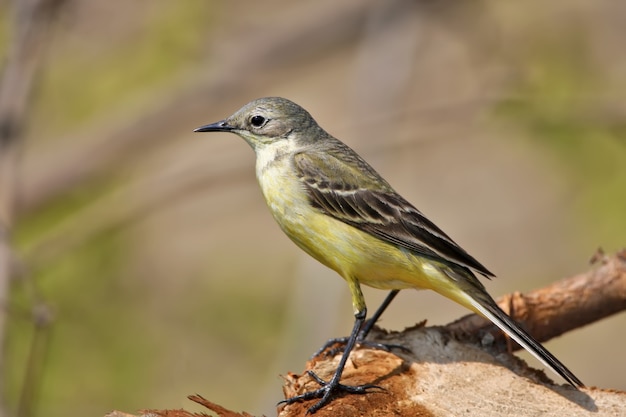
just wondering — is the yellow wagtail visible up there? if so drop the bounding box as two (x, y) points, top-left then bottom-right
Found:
(194, 97), (583, 413)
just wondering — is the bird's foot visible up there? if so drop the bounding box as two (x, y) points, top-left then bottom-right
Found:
(279, 370), (384, 414)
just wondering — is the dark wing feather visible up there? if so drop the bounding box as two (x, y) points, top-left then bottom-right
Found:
(294, 150), (494, 278)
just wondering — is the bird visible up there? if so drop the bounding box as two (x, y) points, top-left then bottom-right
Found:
(194, 97), (583, 414)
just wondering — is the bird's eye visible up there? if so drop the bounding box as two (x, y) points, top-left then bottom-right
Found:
(250, 115), (267, 127)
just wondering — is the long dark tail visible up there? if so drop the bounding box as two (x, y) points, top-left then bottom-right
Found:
(466, 293), (584, 387)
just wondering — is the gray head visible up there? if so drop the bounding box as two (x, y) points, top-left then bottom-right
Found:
(194, 97), (326, 149)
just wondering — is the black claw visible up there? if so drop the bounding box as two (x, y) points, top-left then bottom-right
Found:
(278, 370), (384, 414)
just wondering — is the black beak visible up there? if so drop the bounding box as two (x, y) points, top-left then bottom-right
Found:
(193, 120), (234, 133)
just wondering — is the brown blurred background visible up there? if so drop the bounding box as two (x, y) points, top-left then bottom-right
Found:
(2, 1), (625, 416)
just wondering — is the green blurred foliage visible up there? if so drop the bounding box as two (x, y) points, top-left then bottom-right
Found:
(7, 228), (146, 414)
(29, 0), (211, 136)
(497, 31), (626, 251)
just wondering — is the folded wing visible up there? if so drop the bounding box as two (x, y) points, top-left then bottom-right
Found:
(294, 150), (494, 278)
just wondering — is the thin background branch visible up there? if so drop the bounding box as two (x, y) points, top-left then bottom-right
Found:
(0, 1), (70, 416)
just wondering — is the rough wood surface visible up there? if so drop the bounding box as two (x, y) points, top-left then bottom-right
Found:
(278, 328), (624, 417)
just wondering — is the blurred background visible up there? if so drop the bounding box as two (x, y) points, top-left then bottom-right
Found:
(1, 0), (625, 416)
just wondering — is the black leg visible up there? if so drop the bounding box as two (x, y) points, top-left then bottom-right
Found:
(280, 309), (383, 414)
(358, 289), (400, 340)
(312, 290), (402, 358)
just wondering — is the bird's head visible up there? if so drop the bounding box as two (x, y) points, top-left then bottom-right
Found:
(194, 97), (322, 150)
